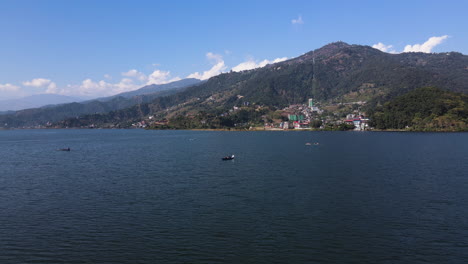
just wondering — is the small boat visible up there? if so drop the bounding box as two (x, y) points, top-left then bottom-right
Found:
(222, 154), (235, 160)
(57, 147), (71, 151)
(305, 142), (311, 145)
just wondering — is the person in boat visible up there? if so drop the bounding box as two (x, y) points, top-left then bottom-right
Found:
(58, 147), (70, 151)
(222, 154), (235, 160)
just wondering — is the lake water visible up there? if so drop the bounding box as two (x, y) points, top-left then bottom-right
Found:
(0, 129), (467, 264)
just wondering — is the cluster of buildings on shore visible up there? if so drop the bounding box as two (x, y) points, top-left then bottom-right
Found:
(134, 98), (371, 130)
(266, 98), (370, 131)
(343, 114), (370, 131)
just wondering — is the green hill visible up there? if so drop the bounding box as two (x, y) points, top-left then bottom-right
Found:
(3, 42), (468, 129)
(368, 87), (468, 131)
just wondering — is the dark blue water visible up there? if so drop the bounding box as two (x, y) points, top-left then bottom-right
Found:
(0, 129), (467, 264)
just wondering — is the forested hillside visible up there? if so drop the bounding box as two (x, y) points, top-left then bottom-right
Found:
(2, 42), (468, 129)
(368, 87), (468, 131)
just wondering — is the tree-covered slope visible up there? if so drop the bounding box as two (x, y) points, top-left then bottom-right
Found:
(3, 42), (468, 128)
(368, 87), (468, 131)
(142, 42), (468, 113)
(150, 42), (468, 110)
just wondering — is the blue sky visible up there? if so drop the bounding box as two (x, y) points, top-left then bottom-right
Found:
(0, 0), (467, 100)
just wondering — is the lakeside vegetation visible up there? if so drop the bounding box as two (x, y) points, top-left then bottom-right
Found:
(368, 87), (468, 131)
(40, 87), (468, 132)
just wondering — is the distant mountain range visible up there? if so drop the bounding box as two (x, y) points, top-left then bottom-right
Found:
(0, 78), (201, 127)
(1, 42), (468, 128)
(0, 94), (84, 111)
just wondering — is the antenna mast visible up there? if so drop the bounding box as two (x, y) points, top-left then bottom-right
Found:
(312, 50), (315, 79)
(312, 49), (317, 96)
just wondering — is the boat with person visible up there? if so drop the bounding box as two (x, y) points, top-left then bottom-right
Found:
(57, 147), (71, 151)
(222, 154), (235, 160)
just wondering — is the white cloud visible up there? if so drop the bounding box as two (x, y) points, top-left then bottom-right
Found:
(62, 78), (141, 97)
(122, 69), (147, 82)
(206, 52), (223, 63)
(0, 83), (24, 100)
(232, 57), (288, 72)
(147, 69), (181, 85)
(62, 69), (184, 97)
(13, 51), (291, 99)
(372, 35), (449, 54)
(45, 82), (58, 94)
(0, 83), (20, 92)
(78, 79), (108, 95)
(291, 15), (304, 25)
(22, 78), (58, 94)
(147, 70), (169, 85)
(187, 52), (227, 80)
(22, 78), (52, 87)
(114, 78), (139, 94)
(403, 35), (449, 53)
(57, 65), (185, 98)
(372, 42), (397, 54)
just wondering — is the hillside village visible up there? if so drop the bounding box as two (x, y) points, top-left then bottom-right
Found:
(130, 98), (370, 131)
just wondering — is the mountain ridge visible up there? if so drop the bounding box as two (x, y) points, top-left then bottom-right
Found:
(54, 42), (468, 129)
(0, 94), (84, 111)
(0, 78), (202, 127)
(2, 42), (468, 128)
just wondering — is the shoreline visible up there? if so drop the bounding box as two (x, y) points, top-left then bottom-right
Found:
(1, 127), (466, 133)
